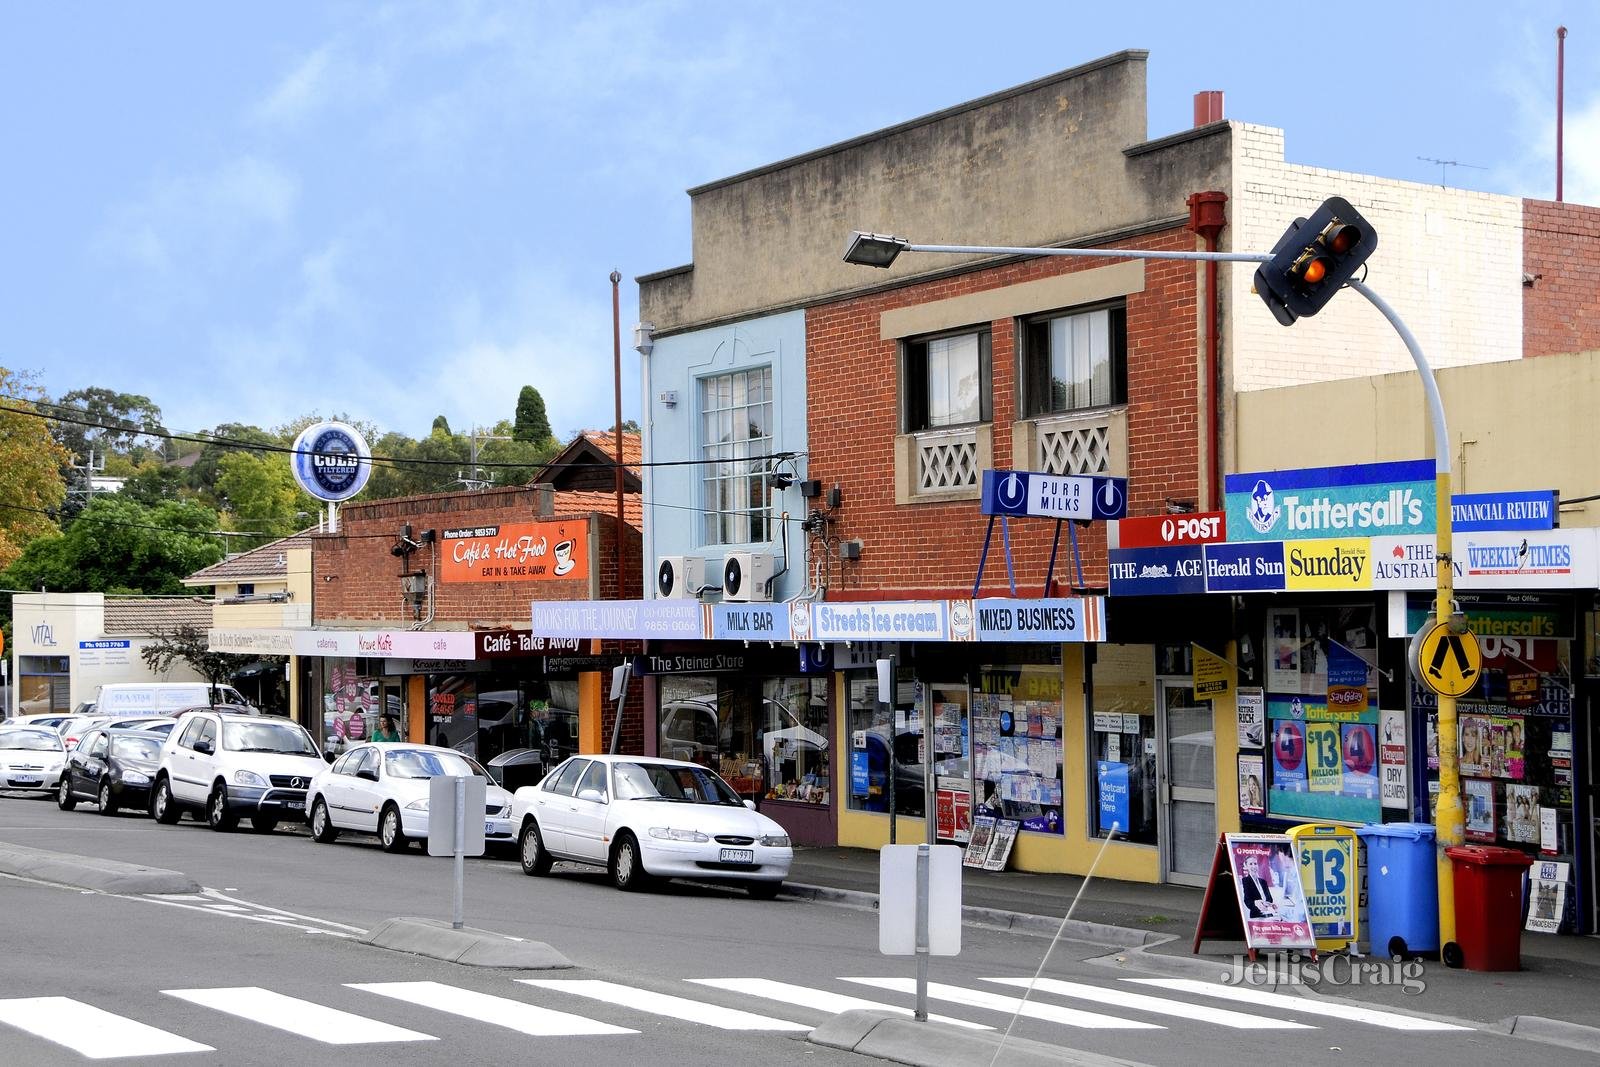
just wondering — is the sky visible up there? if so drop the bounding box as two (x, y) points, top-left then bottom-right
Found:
(2, 1), (1595, 447)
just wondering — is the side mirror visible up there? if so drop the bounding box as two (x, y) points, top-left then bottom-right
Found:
(743, 799), (757, 810)
(323, 751), (337, 763)
(193, 740), (213, 755)
(576, 788), (607, 805)
(357, 769), (379, 783)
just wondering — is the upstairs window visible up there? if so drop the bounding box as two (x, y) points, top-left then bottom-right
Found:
(700, 367), (773, 546)
(1021, 303), (1127, 417)
(903, 329), (992, 432)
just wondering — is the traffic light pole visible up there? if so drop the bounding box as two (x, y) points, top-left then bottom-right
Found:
(844, 223), (1462, 952)
(1348, 279), (1461, 952)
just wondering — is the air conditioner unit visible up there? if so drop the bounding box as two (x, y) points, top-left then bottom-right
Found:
(400, 573), (428, 595)
(656, 555), (706, 599)
(722, 552), (776, 602)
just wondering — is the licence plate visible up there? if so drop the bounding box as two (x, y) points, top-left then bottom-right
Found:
(720, 848), (755, 864)
(485, 821), (496, 835)
(9, 778), (40, 787)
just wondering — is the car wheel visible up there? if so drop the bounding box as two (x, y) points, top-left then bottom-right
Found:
(519, 819), (552, 876)
(250, 813), (279, 834)
(56, 775), (77, 811)
(310, 798), (339, 843)
(98, 780), (117, 816)
(151, 776), (181, 824)
(610, 832), (651, 891)
(206, 784), (239, 832)
(379, 805), (408, 853)
(745, 880), (782, 900)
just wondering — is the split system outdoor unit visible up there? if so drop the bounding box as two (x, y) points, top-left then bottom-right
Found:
(656, 555), (707, 599)
(722, 552), (776, 603)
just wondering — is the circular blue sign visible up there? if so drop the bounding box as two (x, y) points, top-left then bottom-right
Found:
(291, 421), (372, 502)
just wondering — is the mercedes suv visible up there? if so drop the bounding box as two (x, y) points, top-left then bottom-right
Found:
(150, 711), (326, 833)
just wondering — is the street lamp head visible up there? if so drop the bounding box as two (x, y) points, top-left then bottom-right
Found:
(842, 231), (910, 268)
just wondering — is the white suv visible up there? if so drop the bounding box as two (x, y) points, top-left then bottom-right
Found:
(150, 712), (326, 833)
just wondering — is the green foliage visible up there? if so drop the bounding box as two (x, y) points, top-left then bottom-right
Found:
(514, 386), (553, 444)
(51, 386), (165, 464)
(216, 451), (313, 546)
(185, 423), (278, 493)
(0, 496), (225, 595)
(0, 369), (70, 570)
(431, 414), (452, 436)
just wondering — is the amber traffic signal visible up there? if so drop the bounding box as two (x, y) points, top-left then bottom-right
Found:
(1255, 197), (1378, 325)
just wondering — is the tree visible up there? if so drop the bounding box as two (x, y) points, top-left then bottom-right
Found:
(140, 625), (269, 703)
(0, 368), (70, 571)
(50, 386), (165, 465)
(431, 414), (452, 436)
(513, 386), (552, 444)
(122, 464), (191, 508)
(185, 422), (279, 497)
(0, 496), (225, 595)
(216, 451), (310, 545)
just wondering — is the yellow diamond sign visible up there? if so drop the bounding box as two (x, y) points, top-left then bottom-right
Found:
(1409, 619), (1482, 698)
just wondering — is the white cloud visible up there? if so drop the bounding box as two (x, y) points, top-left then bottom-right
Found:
(1488, 23), (1600, 204)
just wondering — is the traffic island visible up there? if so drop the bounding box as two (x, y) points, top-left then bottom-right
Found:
(0, 841), (200, 895)
(360, 916), (573, 969)
(808, 1009), (1147, 1067)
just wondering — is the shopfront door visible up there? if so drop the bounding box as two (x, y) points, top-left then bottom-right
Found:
(1159, 679), (1216, 886)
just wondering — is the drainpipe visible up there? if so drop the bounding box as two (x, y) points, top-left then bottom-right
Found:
(1186, 189), (1229, 511)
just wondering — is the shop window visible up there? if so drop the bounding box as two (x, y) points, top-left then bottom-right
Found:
(1021, 302), (1127, 417)
(18, 656), (71, 716)
(1086, 644), (1158, 845)
(321, 658), (381, 755)
(761, 678), (830, 805)
(972, 667), (1063, 835)
(846, 666), (924, 818)
(657, 674), (826, 803)
(903, 328), (992, 432)
(1264, 605), (1382, 824)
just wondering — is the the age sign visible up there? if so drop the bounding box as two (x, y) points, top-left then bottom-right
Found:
(1114, 511), (1226, 548)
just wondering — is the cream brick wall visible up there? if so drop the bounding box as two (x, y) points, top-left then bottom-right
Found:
(1229, 123), (1523, 393)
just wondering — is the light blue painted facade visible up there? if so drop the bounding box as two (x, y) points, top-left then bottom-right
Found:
(640, 310), (809, 603)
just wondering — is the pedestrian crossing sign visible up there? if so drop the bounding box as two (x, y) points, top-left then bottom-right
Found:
(1409, 619), (1482, 698)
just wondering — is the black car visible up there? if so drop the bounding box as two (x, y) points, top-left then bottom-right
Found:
(57, 728), (164, 815)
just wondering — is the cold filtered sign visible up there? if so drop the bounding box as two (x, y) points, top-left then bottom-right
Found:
(291, 421), (372, 502)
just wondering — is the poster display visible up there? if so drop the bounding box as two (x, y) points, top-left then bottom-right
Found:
(1305, 722), (1342, 793)
(1379, 708), (1407, 810)
(1236, 687), (1265, 748)
(971, 668), (1063, 835)
(1505, 784), (1540, 843)
(1238, 754), (1265, 816)
(1227, 834), (1317, 950)
(1464, 779), (1496, 842)
(1288, 824), (1358, 951)
(982, 818), (1021, 871)
(963, 815), (996, 867)
(1526, 860), (1571, 934)
(1097, 761), (1131, 834)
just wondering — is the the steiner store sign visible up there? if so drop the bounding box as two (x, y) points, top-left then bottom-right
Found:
(530, 597), (1106, 644)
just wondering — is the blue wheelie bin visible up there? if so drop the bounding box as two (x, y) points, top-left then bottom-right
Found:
(1357, 822), (1439, 958)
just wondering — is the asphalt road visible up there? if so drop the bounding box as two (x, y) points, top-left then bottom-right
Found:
(0, 794), (1586, 1066)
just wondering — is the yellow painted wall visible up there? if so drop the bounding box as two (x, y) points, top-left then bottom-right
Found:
(1211, 645), (1242, 838)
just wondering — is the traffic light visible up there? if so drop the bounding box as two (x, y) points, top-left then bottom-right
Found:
(1254, 196), (1378, 325)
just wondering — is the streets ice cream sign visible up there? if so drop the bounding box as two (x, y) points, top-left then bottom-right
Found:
(1226, 460), (1434, 543)
(291, 421), (373, 502)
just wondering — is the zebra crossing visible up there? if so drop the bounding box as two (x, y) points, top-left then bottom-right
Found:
(0, 972), (1475, 1059)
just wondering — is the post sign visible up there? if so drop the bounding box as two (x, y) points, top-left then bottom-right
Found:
(981, 469), (1127, 520)
(1287, 824), (1358, 952)
(1113, 512), (1226, 548)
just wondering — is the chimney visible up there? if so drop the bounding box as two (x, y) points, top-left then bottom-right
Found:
(1193, 91), (1224, 127)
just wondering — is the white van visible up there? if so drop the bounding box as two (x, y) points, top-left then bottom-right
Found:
(95, 682), (253, 715)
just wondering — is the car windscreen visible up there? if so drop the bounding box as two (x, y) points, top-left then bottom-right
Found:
(221, 721), (317, 755)
(384, 750), (489, 779)
(0, 730), (65, 751)
(613, 762), (743, 806)
(110, 735), (163, 762)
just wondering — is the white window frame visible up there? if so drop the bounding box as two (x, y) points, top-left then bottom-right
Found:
(698, 366), (774, 547)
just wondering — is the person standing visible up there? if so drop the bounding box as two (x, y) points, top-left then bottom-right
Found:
(372, 715), (401, 742)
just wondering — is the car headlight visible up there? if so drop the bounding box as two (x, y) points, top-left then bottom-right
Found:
(491, 804), (511, 818)
(760, 833), (790, 848)
(234, 770), (267, 787)
(648, 827), (709, 842)
(120, 771), (151, 785)
(405, 798), (429, 811)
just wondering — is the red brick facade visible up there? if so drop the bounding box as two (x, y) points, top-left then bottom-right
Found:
(1524, 198), (1600, 357)
(805, 227), (1202, 598)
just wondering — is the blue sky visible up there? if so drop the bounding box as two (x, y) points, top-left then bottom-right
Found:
(2, 1), (1593, 444)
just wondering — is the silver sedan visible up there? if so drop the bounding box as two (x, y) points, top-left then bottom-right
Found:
(0, 727), (69, 794)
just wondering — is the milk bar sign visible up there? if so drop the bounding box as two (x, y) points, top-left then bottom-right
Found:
(981, 470), (1127, 520)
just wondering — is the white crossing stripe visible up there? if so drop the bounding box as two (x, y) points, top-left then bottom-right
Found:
(350, 981), (635, 1037)
(0, 996), (214, 1059)
(982, 977), (1313, 1030)
(688, 978), (993, 1030)
(1125, 979), (1473, 1032)
(842, 978), (1162, 1030)
(520, 979), (810, 1031)
(165, 987), (436, 1045)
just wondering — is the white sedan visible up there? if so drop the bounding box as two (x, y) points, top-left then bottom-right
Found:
(0, 727), (69, 794)
(305, 742), (514, 852)
(512, 754), (792, 898)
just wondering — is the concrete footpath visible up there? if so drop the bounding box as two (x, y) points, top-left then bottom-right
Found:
(786, 845), (1600, 1049)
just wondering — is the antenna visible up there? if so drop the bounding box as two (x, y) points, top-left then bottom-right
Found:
(1417, 156), (1488, 187)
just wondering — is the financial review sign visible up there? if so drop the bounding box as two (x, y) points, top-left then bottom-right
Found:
(1225, 460), (1435, 542)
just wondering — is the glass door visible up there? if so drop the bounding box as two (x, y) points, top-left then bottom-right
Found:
(927, 683), (971, 844)
(1159, 679), (1216, 886)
